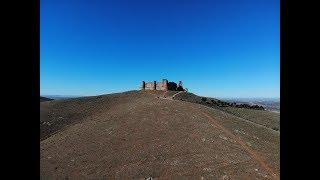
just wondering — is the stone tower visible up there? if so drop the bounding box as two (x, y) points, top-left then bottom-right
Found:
(141, 81), (146, 90)
(163, 79), (169, 91)
(153, 81), (157, 90)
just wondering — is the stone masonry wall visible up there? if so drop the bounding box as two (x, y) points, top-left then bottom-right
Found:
(144, 82), (156, 90)
(156, 82), (167, 91)
(142, 80), (168, 90)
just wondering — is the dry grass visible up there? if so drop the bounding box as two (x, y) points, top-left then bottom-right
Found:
(222, 107), (280, 131)
(40, 90), (279, 179)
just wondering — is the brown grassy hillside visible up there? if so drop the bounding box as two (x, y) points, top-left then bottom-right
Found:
(40, 90), (279, 179)
(173, 92), (279, 132)
(222, 107), (280, 131)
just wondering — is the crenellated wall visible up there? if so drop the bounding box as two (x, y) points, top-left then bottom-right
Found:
(141, 79), (183, 91)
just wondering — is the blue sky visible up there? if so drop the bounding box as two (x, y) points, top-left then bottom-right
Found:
(41, 0), (279, 98)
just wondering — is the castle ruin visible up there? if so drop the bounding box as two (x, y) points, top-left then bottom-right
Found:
(141, 79), (184, 91)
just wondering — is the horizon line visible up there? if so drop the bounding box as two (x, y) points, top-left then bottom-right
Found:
(41, 92), (280, 99)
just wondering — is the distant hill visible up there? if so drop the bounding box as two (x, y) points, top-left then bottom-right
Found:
(222, 98), (280, 112)
(42, 95), (81, 100)
(40, 96), (53, 102)
(41, 90), (279, 179)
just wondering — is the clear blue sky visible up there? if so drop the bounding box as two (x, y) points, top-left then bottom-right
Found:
(41, 0), (279, 98)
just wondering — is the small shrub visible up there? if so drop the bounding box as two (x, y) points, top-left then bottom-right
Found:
(201, 97), (207, 102)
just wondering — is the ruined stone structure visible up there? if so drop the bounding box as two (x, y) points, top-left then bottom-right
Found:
(141, 79), (184, 91)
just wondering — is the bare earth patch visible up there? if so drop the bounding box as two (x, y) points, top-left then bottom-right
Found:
(40, 91), (279, 179)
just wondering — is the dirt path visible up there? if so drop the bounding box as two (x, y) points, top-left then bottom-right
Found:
(160, 93), (279, 179)
(171, 91), (185, 99)
(200, 112), (279, 180)
(41, 91), (279, 179)
(161, 91), (185, 100)
(162, 91), (279, 133)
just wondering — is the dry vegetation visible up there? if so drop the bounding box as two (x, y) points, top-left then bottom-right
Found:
(222, 107), (280, 131)
(40, 90), (279, 179)
(173, 92), (279, 131)
(174, 92), (264, 110)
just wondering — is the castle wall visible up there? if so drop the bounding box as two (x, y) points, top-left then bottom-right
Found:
(156, 82), (168, 91)
(142, 79), (182, 91)
(144, 82), (156, 90)
(144, 82), (167, 90)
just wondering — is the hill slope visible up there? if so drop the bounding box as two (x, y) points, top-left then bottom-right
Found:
(173, 92), (280, 131)
(40, 90), (279, 179)
(40, 96), (53, 102)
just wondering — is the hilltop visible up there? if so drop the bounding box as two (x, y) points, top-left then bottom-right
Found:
(40, 90), (279, 179)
